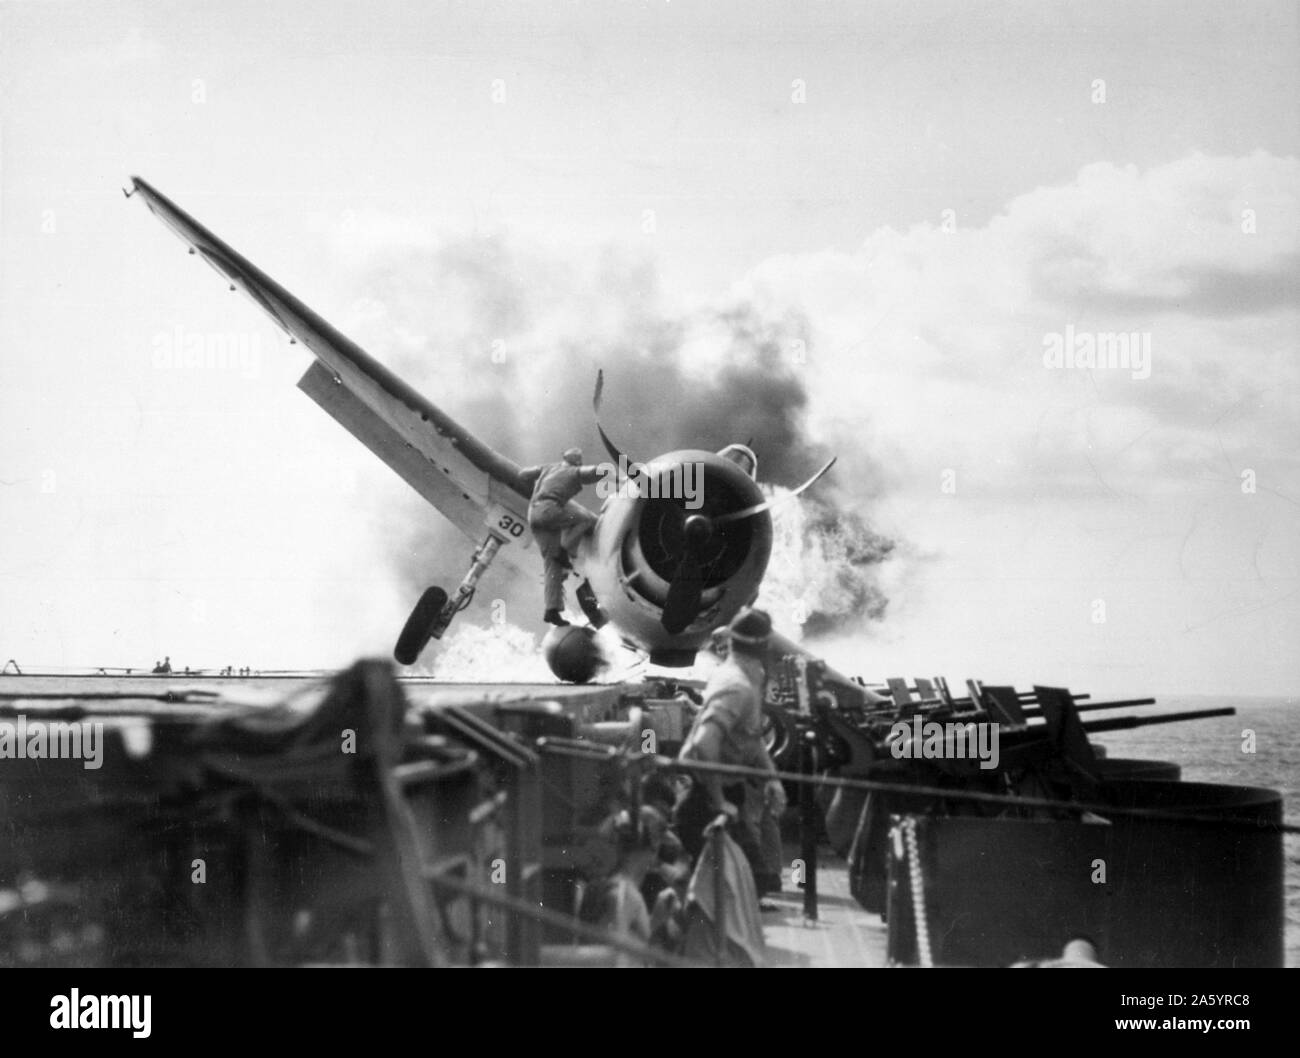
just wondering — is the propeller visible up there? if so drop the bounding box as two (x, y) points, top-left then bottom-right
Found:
(712, 456), (837, 525)
(658, 458), (834, 632)
(595, 371), (709, 632)
(593, 370), (836, 634)
(660, 514), (713, 634)
(592, 369), (634, 466)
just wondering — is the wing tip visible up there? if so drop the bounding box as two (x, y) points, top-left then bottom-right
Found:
(126, 175), (163, 203)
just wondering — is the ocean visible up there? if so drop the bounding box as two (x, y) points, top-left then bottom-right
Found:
(1090, 695), (1299, 968)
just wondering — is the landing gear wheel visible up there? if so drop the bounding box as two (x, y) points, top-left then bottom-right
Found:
(394, 586), (448, 666)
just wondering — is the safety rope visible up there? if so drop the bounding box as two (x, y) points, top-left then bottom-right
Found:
(535, 738), (1300, 835)
(901, 819), (933, 968)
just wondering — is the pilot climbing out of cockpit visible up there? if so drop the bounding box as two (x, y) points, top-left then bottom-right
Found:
(520, 448), (601, 626)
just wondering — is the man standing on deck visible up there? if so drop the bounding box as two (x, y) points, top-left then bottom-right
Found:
(519, 448), (601, 626)
(676, 607), (788, 898)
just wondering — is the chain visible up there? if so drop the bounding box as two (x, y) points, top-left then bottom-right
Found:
(901, 818), (933, 968)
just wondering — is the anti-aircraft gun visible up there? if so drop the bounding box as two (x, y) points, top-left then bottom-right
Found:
(753, 642), (1281, 967)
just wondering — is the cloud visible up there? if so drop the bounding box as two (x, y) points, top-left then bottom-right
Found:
(1011, 153), (1299, 314)
(737, 150), (1300, 502)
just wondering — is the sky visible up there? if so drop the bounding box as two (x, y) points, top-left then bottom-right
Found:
(1, 0), (1297, 696)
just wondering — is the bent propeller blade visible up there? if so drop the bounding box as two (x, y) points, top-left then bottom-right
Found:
(713, 455), (838, 525)
(592, 369), (634, 466)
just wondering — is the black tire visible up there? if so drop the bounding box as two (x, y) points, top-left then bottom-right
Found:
(394, 586), (448, 666)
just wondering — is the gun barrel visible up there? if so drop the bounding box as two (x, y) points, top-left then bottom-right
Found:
(1080, 706), (1235, 734)
(1020, 697), (1158, 718)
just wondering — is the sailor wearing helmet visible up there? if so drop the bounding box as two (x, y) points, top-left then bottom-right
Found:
(676, 606), (788, 897)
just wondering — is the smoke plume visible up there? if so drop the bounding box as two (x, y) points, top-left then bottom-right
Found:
(336, 235), (898, 665)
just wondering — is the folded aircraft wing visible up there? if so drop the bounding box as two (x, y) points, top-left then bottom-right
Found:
(129, 176), (540, 577)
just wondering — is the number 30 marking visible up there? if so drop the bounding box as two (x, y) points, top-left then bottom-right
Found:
(486, 504), (530, 545)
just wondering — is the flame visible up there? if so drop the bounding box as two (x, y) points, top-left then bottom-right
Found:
(759, 493), (894, 640)
(420, 622), (549, 681)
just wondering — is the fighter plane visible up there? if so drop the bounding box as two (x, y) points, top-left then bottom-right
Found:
(128, 177), (834, 682)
